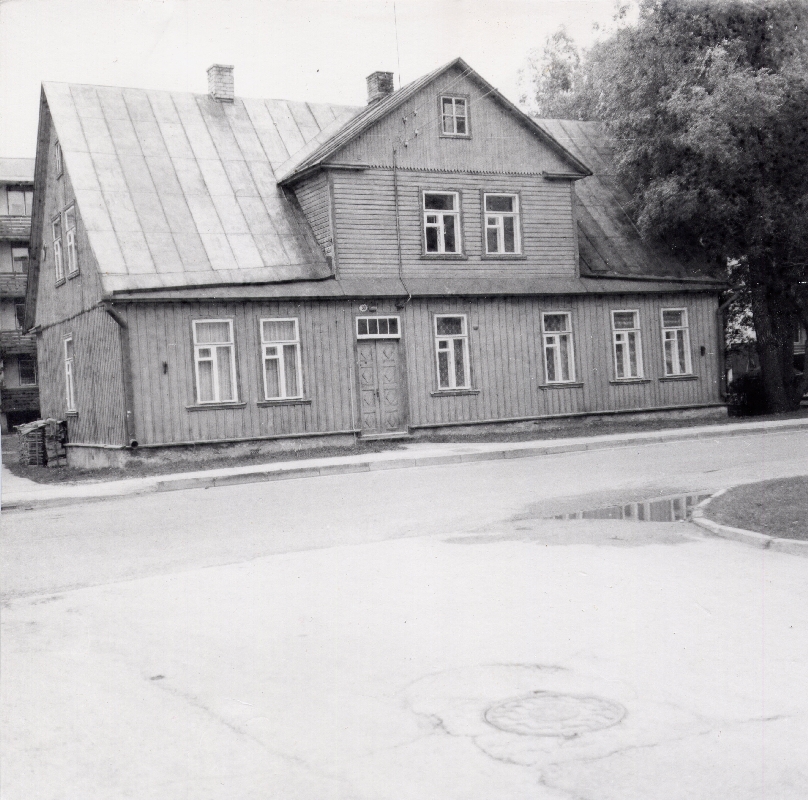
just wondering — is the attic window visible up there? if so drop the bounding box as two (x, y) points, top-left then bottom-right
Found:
(440, 96), (469, 137)
(55, 141), (63, 176)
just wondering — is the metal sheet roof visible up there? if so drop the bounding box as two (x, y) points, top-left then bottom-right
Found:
(44, 82), (363, 292)
(0, 158), (35, 183)
(538, 119), (714, 280)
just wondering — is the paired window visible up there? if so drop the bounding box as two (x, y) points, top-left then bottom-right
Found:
(19, 356), (37, 387)
(7, 187), (33, 216)
(542, 312), (576, 383)
(65, 205), (79, 275)
(193, 320), (238, 404)
(440, 96), (469, 136)
(423, 192), (461, 254)
(434, 314), (470, 390)
(11, 246), (29, 274)
(484, 193), (520, 255)
(661, 309), (691, 375)
(261, 319), (302, 400)
(52, 216), (64, 282)
(64, 335), (76, 411)
(356, 316), (400, 339)
(612, 310), (644, 379)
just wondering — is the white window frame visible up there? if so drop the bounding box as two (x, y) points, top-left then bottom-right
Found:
(542, 312), (576, 384)
(11, 246), (29, 274)
(18, 356), (37, 387)
(65, 204), (79, 275)
(483, 193), (521, 255)
(192, 319), (238, 404)
(7, 188), (32, 215)
(611, 310), (644, 379)
(52, 215), (64, 283)
(64, 335), (76, 411)
(440, 95), (469, 137)
(423, 191), (461, 255)
(434, 314), (471, 390)
(55, 141), (62, 175)
(356, 316), (401, 339)
(260, 317), (303, 400)
(661, 308), (692, 376)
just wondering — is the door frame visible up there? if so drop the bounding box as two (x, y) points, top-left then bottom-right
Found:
(352, 309), (409, 436)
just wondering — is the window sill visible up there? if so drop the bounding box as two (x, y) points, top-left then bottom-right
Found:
(256, 398), (312, 407)
(55, 278), (66, 287)
(659, 374), (698, 382)
(185, 402), (247, 411)
(67, 269), (80, 280)
(480, 253), (527, 261)
(539, 382), (584, 390)
(65, 410), (78, 417)
(609, 378), (652, 385)
(438, 132), (471, 140)
(430, 388), (480, 397)
(420, 254), (468, 261)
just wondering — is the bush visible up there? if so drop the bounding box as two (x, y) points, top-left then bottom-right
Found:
(727, 370), (767, 416)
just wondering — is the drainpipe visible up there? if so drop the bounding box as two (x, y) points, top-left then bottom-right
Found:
(103, 303), (138, 448)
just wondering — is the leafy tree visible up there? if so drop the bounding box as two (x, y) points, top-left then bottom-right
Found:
(524, 1), (808, 411)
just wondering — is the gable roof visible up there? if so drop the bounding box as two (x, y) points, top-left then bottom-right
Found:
(538, 119), (715, 280)
(275, 57), (592, 184)
(37, 81), (364, 294)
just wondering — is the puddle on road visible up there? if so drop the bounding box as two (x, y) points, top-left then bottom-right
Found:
(550, 492), (711, 523)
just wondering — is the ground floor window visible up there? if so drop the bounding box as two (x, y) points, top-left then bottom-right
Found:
(542, 312), (575, 383)
(612, 310), (643, 379)
(434, 314), (470, 389)
(64, 335), (76, 410)
(193, 319), (238, 403)
(661, 308), (691, 375)
(261, 318), (302, 399)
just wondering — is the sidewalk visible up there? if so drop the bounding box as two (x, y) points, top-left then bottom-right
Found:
(3, 416), (808, 511)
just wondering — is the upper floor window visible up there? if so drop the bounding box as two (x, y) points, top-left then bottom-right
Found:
(434, 314), (470, 390)
(261, 318), (302, 400)
(52, 216), (64, 283)
(55, 141), (63, 175)
(612, 310), (644, 379)
(11, 246), (29, 274)
(542, 312), (576, 383)
(19, 356), (37, 387)
(7, 188), (33, 216)
(15, 301), (26, 330)
(65, 204), (79, 275)
(440, 96), (469, 137)
(661, 308), (691, 375)
(484, 193), (521, 255)
(193, 319), (238, 404)
(423, 191), (461, 255)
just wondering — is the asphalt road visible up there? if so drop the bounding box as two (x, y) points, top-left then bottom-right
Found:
(3, 428), (808, 599)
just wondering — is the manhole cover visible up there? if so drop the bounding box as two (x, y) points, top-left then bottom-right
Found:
(484, 691), (625, 737)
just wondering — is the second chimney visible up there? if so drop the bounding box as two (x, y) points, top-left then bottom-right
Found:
(208, 64), (234, 102)
(366, 71), (394, 104)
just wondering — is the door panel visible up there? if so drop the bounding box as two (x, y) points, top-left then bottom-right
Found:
(356, 338), (405, 434)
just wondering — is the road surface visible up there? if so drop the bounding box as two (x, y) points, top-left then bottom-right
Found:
(2, 429), (808, 799)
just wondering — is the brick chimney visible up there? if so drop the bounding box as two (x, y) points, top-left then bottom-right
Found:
(366, 71), (394, 104)
(207, 64), (234, 102)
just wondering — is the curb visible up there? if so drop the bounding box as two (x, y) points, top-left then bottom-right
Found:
(4, 417), (808, 512)
(691, 490), (808, 557)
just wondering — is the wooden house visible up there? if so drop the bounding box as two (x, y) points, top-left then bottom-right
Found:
(25, 59), (726, 468)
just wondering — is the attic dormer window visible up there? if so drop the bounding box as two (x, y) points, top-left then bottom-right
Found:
(440, 95), (469, 137)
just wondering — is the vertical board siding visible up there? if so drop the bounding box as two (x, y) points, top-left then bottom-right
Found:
(331, 65), (575, 175)
(294, 172), (333, 259)
(330, 169), (576, 279)
(36, 307), (126, 444)
(122, 292), (720, 446)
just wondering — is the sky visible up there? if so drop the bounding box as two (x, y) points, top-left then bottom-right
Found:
(0, 0), (618, 158)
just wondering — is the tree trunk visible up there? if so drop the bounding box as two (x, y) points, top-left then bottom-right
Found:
(749, 278), (799, 413)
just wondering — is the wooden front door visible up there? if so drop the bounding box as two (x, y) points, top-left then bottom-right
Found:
(357, 339), (405, 435)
